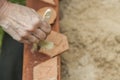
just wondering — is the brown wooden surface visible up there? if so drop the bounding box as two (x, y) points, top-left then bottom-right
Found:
(23, 0), (61, 80)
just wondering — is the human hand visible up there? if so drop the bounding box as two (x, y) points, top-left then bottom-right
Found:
(0, 2), (51, 44)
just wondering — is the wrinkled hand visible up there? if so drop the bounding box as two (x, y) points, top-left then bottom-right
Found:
(0, 2), (51, 44)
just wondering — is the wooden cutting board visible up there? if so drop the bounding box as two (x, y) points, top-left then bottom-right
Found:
(22, 0), (61, 80)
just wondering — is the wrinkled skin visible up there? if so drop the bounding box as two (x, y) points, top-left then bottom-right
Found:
(0, 1), (51, 44)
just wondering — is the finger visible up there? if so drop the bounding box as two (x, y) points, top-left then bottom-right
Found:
(39, 21), (51, 34)
(19, 39), (30, 44)
(27, 35), (39, 43)
(32, 29), (46, 40)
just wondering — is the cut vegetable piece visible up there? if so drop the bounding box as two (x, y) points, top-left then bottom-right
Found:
(41, 0), (55, 6)
(38, 7), (57, 24)
(39, 31), (69, 57)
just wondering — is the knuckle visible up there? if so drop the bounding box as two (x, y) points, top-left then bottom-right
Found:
(17, 37), (22, 42)
(34, 21), (41, 28)
(45, 24), (51, 34)
(40, 21), (51, 34)
(21, 31), (28, 37)
(35, 17), (41, 22)
(45, 21), (50, 27)
(33, 18), (41, 26)
(41, 33), (46, 40)
(47, 25), (51, 32)
(27, 26), (35, 31)
(12, 35), (22, 42)
(44, 35), (47, 40)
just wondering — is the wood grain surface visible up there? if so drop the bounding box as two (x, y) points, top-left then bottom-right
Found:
(23, 0), (61, 80)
